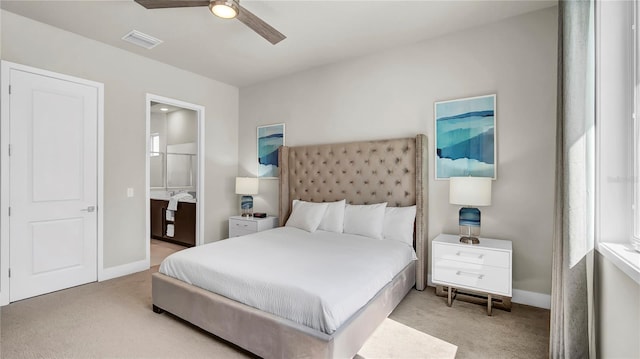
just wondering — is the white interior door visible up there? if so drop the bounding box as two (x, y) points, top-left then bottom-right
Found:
(9, 68), (98, 302)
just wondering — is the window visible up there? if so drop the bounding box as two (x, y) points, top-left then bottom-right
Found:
(634, 0), (640, 251)
(150, 133), (160, 157)
(596, 0), (640, 284)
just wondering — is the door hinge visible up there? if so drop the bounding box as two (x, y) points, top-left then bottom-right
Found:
(8, 84), (11, 95)
(8, 268), (11, 278)
(8, 144), (12, 156)
(8, 207), (11, 216)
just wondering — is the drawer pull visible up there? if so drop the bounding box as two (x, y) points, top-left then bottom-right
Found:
(235, 223), (248, 227)
(456, 251), (484, 260)
(456, 271), (484, 280)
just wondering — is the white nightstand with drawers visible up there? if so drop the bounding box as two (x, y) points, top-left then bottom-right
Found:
(432, 233), (512, 315)
(228, 216), (278, 238)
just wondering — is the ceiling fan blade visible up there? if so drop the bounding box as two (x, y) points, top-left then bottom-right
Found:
(236, 5), (286, 45)
(134, 0), (210, 9)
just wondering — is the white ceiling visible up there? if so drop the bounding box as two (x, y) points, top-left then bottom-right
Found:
(1, 0), (556, 88)
(150, 102), (189, 113)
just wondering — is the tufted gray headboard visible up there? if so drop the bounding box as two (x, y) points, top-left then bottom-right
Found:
(278, 135), (428, 290)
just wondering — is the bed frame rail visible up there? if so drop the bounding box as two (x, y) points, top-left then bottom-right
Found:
(152, 261), (415, 359)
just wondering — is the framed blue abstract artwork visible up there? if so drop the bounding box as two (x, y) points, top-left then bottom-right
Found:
(435, 94), (496, 179)
(257, 123), (285, 178)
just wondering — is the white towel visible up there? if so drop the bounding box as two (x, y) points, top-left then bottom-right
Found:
(167, 192), (193, 211)
(166, 209), (175, 221)
(166, 224), (175, 238)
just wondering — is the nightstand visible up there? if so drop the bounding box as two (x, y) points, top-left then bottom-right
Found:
(432, 233), (512, 315)
(228, 215), (278, 238)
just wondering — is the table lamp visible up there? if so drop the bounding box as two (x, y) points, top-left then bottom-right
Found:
(449, 176), (492, 244)
(235, 177), (259, 217)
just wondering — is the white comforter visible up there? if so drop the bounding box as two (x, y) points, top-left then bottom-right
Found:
(159, 226), (416, 334)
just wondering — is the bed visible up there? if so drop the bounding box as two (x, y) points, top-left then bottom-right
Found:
(151, 135), (428, 358)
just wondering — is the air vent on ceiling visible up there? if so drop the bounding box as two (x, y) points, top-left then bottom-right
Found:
(121, 30), (163, 50)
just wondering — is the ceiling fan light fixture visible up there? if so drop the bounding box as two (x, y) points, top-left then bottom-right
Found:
(209, 0), (239, 19)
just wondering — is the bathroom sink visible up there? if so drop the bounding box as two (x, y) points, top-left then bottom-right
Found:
(150, 191), (197, 203)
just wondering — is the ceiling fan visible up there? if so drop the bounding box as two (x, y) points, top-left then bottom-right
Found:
(134, 0), (286, 45)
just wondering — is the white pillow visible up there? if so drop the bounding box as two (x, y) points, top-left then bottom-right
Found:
(285, 200), (329, 232)
(383, 206), (417, 246)
(318, 199), (346, 233)
(343, 202), (387, 239)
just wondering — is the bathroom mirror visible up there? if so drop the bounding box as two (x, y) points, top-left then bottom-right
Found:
(149, 102), (198, 190)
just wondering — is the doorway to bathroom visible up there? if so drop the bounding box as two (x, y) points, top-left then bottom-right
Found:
(145, 94), (205, 266)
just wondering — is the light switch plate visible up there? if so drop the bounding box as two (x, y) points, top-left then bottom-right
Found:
(127, 188), (134, 197)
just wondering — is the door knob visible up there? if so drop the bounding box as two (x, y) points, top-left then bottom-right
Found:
(81, 206), (96, 213)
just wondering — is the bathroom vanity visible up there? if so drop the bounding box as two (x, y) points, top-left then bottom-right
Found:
(150, 198), (196, 247)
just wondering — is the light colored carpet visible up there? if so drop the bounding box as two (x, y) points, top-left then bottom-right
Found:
(356, 318), (457, 359)
(0, 265), (549, 359)
(390, 289), (549, 359)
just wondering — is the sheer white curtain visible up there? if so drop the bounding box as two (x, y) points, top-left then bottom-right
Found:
(550, 0), (596, 358)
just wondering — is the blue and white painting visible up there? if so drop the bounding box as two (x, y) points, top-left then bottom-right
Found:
(435, 94), (496, 179)
(257, 123), (285, 178)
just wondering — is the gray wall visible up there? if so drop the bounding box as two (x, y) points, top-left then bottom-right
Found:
(150, 112), (168, 152)
(167, 109), (198, 145)
(150, 112), (167, 189)
(239, 7), (558, 300)
(1, 10), (239, 268)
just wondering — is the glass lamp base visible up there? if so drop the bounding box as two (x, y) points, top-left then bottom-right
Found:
(459, 225), (480, 244)
(459, 207), (481, 245)
(240, 195), (254, 217)
(459, 236), (480, 244)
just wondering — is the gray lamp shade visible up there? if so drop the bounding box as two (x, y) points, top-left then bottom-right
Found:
(235, 177), (259, 195)
(449, 177), (492, 206)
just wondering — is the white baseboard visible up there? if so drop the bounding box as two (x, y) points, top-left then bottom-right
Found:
(0, 259), (149, 306)
(426, 275), (551, 309)
(99, 258), (149, 282)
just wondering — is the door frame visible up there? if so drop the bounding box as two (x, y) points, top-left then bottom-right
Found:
(0, 60), (104, 306)
(145, 93), (205, 254)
